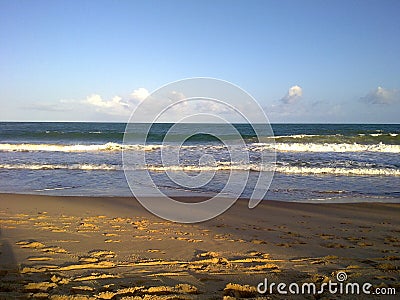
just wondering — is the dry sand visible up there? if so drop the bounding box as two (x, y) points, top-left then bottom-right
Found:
(0, 193), (399, 299)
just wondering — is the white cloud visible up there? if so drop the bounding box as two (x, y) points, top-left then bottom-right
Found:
(82, 87), (150, 116)
(84, 94), (130, 115)
(168, 90), (186, 101)
(130, 88), (150, 102)
(166, 92), (234, 118)
(280, 85), (303, 104)
(360, 86), (399, 105)
(130, 89), (247, 123)
(85, 94), (124, 108)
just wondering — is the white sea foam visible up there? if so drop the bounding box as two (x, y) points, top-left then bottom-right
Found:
(145, 164), (250, 172)
(34, 186), (76, 192)
(145, 164), (400, 176)
(274, 166), (400, 176)
(0, 163), (120, 171)
(1, 141), (399, 153)
(272, 134), (320, 139)
(251, 142), (400, 153)
(1, 162), (399, 176)
(358, 133), (398, 137)
(0, 142), (161, 152)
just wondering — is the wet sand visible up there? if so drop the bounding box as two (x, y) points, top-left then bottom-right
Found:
(0, 193), (399, 299)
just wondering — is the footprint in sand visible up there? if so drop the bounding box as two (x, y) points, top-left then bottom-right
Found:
(70, 285), (95, 292)
(145, 284), (199, 295)
(276, 243), (292, 248)
(24, 282), (57, 292)
(357, 241), (374, 247)
(41, 246), (68, 254)
(251, 239), (267, 245)
(248, 263), (279, 271)
(78, 250), (116, 265)
(17, 240), (67, 254)
(247, 251), (270, 258)
(77, 222), (99, 232)
(173, 237), (203, 243)
(193, 251), (230, 266)
(223, 283), (257, 298)
(93, 284), (198, 299)
(103, 232), (119, 237)
(16, 240), (45, 249)
(318, 233), (336, 240)
(104, 239), (121, 243)
(27, 256), (53, 261)
(73, 273), (119, 282)
(79, 257), (99, 263)
(321, 242), (348, 249)
(147, 249), (165, 254)
(88, 250), (116, 259)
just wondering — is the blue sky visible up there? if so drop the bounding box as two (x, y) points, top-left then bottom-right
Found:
(0, 0), (399, 123)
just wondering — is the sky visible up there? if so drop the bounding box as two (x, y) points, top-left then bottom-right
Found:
(0, 0), (399, 123)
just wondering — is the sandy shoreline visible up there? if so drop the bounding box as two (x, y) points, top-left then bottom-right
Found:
(0, 193), (399, 299)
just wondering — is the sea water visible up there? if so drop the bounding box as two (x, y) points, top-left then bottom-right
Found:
(0, 122), (399, 203)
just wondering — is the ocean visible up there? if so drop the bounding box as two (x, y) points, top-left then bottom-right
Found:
(0, 122), (399, 203)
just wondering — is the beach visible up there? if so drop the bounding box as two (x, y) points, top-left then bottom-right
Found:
(2, 0), (400, 298)
(0, 193), (399, 299)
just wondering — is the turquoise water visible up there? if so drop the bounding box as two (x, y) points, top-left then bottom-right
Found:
(0, 122), (399, 202)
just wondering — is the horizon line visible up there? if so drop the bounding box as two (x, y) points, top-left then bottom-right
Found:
(0, 121), (399, 125)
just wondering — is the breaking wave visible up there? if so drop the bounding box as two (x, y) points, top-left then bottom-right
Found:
(252, 142), (400, 153)
(0, 163), (120, 171)
(145, 164), (400, 176)
(1, 161), (399, 176)
(0, 142), (161, 152)
(1, 141), (399, 153)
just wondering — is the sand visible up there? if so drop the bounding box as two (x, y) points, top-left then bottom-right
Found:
(0, 193), (399, 299)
